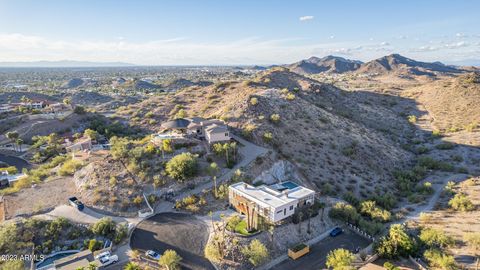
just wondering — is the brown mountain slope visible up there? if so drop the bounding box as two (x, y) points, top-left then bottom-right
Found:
(119, 69), (414, 197)
(403, 73), (480, 131)
(288, 55), (363, 74)
(356, 54), (462, 77)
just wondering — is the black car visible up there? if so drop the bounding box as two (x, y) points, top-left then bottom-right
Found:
(330, 227), (343, 237)
(68, 197), (85, 211)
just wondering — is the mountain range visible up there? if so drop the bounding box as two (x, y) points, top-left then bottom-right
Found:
(288, 54), (476, 76)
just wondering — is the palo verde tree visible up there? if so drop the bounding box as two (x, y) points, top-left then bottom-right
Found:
(326, 248), (355, 270)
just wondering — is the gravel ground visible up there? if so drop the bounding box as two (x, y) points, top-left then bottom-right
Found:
(4, 176), (77, 219)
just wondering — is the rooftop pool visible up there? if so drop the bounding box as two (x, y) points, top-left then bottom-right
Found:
(281, 181), (299, 190)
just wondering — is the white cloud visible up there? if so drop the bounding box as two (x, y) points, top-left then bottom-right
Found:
(0, 32), (477, 65)
(329, 35), (335, 39)
(444, 41), (468, 49)
(299, 15), (314, 21)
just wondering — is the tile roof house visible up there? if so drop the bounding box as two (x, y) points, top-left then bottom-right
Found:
(160, 117), (231, 144)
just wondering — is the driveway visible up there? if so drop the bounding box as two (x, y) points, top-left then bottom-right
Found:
(0, 153), (31, 170)
(130, 212), (214, 270)
(271, 228), (371, 270)
(155, 134), (268, 213)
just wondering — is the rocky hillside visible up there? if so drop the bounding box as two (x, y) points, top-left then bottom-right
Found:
(288, 55), (362, 74)
(61, 78), (84, 89)
(356, 54), (462, 77)
(122, 68), (415, 198)
(404, 73), (480, 131)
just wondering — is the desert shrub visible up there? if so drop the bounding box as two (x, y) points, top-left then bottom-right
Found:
(383, 262), (400, 270)
(91, 218), (116, 238)
(262, 132), (273, 143)
(326, 248), (355, 270)
(343, 192), (359, 207)
(423, 249), (456, 270)
(285, 93), (296, 100)
(417, 156), (454, 172)
(87, 239), (103, 251)
(465, 122), (478, 132)
(431, 130), (442, 138)
(133, 196), (143, 205)
(448, 193), (474, 211)
(407, 115), (417, 123)
(329, 202), (360, 223)
(159, 249), (182, 270)
(269, 114), (280, 123)
(435, 142), (455, 150)
(419, 227), (454, 249)
(74, 106), (86, 114)
(359, 200), (391, 222)
(250, 97), (258, 105)
(241, 239), (269, 266)
(58, 159), (84, 176)
(0, 166), (18, 174)
(226, 215), (242, 231)
(370, 193), (397, 210)
(416, 181), (434, 195)
(165, 153), (198, 181)
(416, 146), (430, 154)
(376, 224), (416, 258)
(358, 219), (384, 235)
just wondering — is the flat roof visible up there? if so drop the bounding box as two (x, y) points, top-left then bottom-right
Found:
(229, 182), (315, 209)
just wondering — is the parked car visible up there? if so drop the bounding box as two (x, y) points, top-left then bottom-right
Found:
(68, 196), (84, 211)
(145, 250), (161, 260)
(99, 254), (118, 267)
(330, 227), (343, 237)
(95, 251), (111, 260)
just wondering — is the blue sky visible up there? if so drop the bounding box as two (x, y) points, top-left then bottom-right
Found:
(0, 0), (479, 65)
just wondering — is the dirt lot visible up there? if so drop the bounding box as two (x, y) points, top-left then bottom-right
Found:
(4, 176), (76, 219)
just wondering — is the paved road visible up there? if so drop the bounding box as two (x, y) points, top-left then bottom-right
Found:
(271, 229), (371, 270)
(0, 153), (31, 170)
(130, 212), (214, 270)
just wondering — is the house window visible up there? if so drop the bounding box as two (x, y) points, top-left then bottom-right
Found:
(225, 132), (229, 137)
(283, 209), (286, 215)
(290, 205), (293, 210)
(277, 210), (282, 214)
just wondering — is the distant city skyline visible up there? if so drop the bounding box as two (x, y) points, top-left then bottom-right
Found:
(0, 0), (479, 65)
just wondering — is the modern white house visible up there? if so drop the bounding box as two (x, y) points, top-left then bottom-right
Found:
(229, 181), (315, 227)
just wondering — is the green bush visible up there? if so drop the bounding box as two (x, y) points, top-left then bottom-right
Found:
(359, 200), (391, 222)
(165, 153), (198, 181)
(58, 159), (84, 176)
(419, 227), (454, 249)
(87, 239), (103, 251)
(91, 217), (116, 238)
(435, 142), (455, 150)
(448, 193), (474, 211)
(376, 224), (416, 258)
(423, 249), (456, 269)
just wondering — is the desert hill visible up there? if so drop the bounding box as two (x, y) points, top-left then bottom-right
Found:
(288, 55), (363, 74)
(403, 72), (480, 131)
(61, 78), (84, 89)
(356, 54), (462, 77)
(119, 68), (415, 197)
